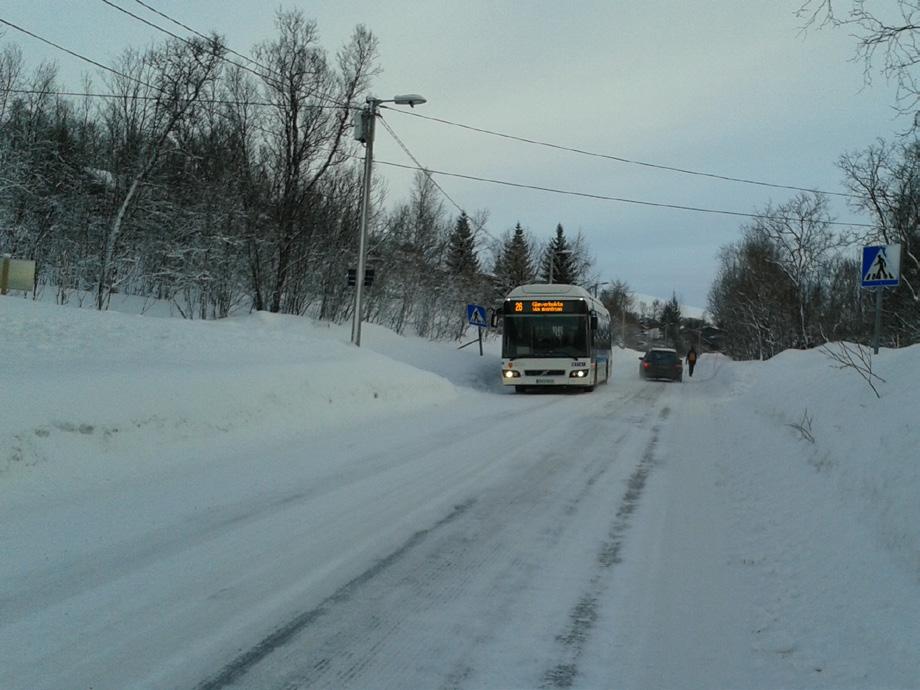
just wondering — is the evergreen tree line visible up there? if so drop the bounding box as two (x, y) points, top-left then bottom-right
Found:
(0, 14), (597, 338)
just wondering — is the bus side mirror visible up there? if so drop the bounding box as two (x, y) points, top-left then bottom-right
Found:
(590, 313), (598, 330)
(491, 310), (500, 328)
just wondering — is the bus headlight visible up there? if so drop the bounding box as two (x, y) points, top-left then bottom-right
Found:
(569, 369), (589, 378)
(503, 370), (521, 379)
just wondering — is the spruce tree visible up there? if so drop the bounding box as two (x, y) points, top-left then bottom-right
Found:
(495, 222), (534, 293)
(445, 212), (480, 277)
(660, 292), (683, 350)
(540, 223), (576, 284)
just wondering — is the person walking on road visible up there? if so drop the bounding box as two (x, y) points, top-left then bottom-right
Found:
(686, 346), (698, 377)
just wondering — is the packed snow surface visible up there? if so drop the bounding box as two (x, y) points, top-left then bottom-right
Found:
(1, 296), (918, 689)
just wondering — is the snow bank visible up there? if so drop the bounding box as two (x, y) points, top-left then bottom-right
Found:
(1, 298), (460, 483)
(741, 344), (920, 574)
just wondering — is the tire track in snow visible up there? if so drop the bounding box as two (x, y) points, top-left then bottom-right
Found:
(289, 439), (624, 689)
(194, 498), (476, 690)
(196, 384), (661, 689)
(542, 405), (670, 689)
(1, 395), (564, 628)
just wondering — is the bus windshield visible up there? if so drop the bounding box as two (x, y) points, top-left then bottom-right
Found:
(503, 315), (588, 358)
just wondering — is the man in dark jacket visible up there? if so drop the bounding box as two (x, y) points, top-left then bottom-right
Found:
(686, 347), (698, 377)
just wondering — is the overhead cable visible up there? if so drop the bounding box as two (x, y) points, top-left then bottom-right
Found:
(130, 0), (269, 76)
(98, 0), (262, 81)
(101, 0), (351, 110)
(1, 87), (345, 110)
(0, 16), (158, 90)
(378, 116), (499, 243)
(381, 106), (861, 200)
(372, 158), (875, 228)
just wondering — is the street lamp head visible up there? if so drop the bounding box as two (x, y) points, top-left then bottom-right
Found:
(392, 93), (426, 107)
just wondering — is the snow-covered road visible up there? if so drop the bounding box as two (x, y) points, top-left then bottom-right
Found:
(2, 299), (919, 689)
(196, 383), (672, 690)
(3, 363), (673, 689)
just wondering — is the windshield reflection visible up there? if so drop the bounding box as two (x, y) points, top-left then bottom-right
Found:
(503, 315), (588, 358)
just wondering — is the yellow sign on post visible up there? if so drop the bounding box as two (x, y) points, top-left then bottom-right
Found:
(0, 256), (36, 294)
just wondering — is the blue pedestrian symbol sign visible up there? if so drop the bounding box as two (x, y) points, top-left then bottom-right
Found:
(861, 245), (901, 288)
(466, 303), (489, 327)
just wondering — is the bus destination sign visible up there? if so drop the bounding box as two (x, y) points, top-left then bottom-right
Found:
(507, 299), (587, 314)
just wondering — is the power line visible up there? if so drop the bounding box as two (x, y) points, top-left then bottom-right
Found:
(0, 15), (158, 90)
(130, 0), (268, 76)
(378, 115), (500, 243)
(381, 106), (861, 200)
(379, 116), (463, 212)
(101, 0), (352, 111)
(0, 11), (352, 114)
(371, 158), (876, 229)
(0, 18), (873, 230)
(98, 0), (263, 81)
(1, 87), (346, 110)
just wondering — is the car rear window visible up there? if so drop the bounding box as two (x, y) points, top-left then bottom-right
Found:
(647, 351), (677, 364)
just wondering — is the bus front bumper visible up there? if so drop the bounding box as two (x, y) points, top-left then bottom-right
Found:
(501, 364), (594, 387)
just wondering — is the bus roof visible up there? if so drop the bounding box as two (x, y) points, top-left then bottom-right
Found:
(505, 283), (594, 300)
(504, 283), (609, 316)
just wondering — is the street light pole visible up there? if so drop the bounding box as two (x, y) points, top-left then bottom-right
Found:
(589, 281), (610, 298)
(351, 94), (425, 346)
(351, 100), (377, 348)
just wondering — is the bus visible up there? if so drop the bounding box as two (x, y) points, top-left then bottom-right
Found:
(500, 283), (612, 392)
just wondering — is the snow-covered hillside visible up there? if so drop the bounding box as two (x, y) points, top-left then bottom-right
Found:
(1, 296), (918, 689)
(1, 298), (466, 490)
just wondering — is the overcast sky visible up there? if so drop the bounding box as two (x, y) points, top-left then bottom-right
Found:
(1, 1), (903, 310)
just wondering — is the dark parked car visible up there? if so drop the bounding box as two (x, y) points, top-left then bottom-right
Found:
(639, 347), (683, 382)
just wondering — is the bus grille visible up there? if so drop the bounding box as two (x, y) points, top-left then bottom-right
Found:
(524, 370), (565, 376)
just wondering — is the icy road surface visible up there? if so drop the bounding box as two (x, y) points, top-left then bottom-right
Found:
(2, 313), (919, 689)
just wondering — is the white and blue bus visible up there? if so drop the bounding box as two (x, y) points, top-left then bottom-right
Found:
(501, 283), (612, 392)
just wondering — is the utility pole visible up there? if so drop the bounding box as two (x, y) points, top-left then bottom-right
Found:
(351, 101), (377, 347)
(350, 94), (425, 346)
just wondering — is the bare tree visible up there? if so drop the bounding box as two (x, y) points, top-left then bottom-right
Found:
(799, 0), (920, 119)
(744, 193), (848, 347)
(839, 139), (920, 301)
(709, 235), (797, 359)
(0, 58), (62, 272)
(95, 36), (225, 310)
(253, 11), (378, 313)
(0, 42), (24, 125)
(373, 171), (450, 335)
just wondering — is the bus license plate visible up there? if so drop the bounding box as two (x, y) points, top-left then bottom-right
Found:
(536, 378), (554, 384)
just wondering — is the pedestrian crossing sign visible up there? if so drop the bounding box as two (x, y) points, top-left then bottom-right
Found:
(861, 244), (900, 288)
(466, 303), (489, 327)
